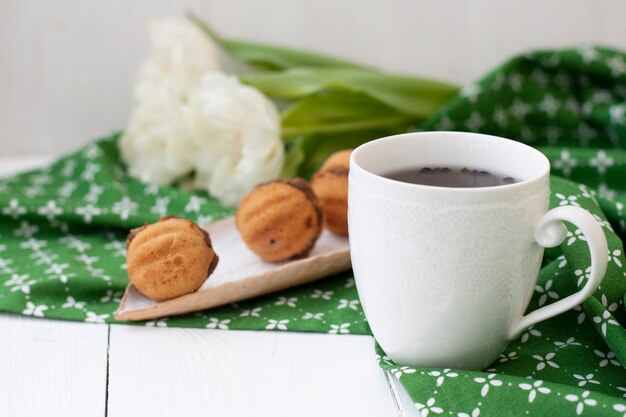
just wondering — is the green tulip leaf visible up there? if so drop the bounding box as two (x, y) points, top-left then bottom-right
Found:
(188, 12), (367, 71)
(242, 68), (459, 117)
(281, 91), (417, 137)
(282, 127), (411, 179)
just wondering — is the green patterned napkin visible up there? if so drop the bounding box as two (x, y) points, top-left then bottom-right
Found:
(381, 46), (626, 417)
(0, 46), (625, 416)
(0, 138), (369, 333)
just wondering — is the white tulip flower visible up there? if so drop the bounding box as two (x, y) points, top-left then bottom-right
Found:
(133, 17), (221, 102)
(119, 91), (195, 185)
(185, 73), (283, 206)
(120, 19), (283, 206)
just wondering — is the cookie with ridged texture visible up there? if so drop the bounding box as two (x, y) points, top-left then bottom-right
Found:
(236, 178), (323, 262)
(126, 216), (219, 301)
(311, 149), (352, 236)
(320, 149), (352, 172)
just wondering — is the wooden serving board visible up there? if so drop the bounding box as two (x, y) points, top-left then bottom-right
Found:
(114, 217), (351, 321)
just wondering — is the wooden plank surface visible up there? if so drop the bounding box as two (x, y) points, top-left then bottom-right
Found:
(0, 314), (109, 417)
(1, 158), (111, 416)
(107, 326), (399, 417)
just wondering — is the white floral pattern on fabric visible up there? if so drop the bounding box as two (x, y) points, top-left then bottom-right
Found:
(302, 312), (324, 320)
(100, 290), (123, 303)
(573, 373), (600, 387)
(554, 337), (581, 349)
(465, 112), (485, 131)
(565, 390), (597, 415)
(240, 307), (262, 317)
(532, 352), (559, 371)
(592, 214), (615, 232)
(61, 296), (86, 310)
(457, 407), (480, 417)
(574, 267), (592, 287)
(429, 368), (459, 386)
(150, 197), (170, 216)
(206, 318), (230, 330)
(5, 273), (36, 294)
(85, 184), (104, 204)
(592, 295), (619, 337)
(573, 305), (587, 325)
(552, 151), (578, 177)
(37, 200), (63, 221)
(519, 380), (551, 403)
(589, 150), (615, 175)
(112, 197), (138, 221)
(540, 94), (560, 117)
(555, 193), (581, 207)
(461, 84), (481, 102)
(391, 366), (417, 379)
(415, 398), (444, 416)
(520, 325), (542, 343)
(609, 103), (626, 124)
(577, 184), (597, 203)
(197, 214), (214, 226)
(22, 301), (47, 317)
(328, 323), (350, 334)
(608, 249), (623, 267)
(311, 289), (334, 300)
(75, 205), (102, 224)
(498, 352), (518, 362)
(265, 319), (289, 331)
(337, 299), (360, 310)
(474, 373), (503, 397)
(45, 263), (74, 284)
(275, 296), (298, 308)
(13, 221), (38, 238)
(85, 312), (109, 323)
(103, 241), (126, 257)
(597, 183), (617, 200)
(566, 229), (587, 246)
(184, 196), (205, 213)
(2, 198), (27, 219)
(535, 280), (559, 306)
(594, 350), (621, 367)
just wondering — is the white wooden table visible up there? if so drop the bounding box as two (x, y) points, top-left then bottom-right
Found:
(0, 156), (419, 417)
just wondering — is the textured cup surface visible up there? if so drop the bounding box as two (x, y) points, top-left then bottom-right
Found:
(349, 132), (551, 370)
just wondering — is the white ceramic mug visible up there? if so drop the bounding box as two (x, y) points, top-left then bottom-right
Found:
(348, 131), (608, 370)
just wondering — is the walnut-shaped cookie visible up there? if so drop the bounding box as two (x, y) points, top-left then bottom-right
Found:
(126, 216), (219, 301)
(236, 178), (323, 262)
(311, 149), (351, 236)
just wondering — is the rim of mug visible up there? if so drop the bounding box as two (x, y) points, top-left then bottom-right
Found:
(350, 131), (551, 194)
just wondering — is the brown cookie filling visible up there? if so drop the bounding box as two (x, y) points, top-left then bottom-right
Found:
(283, 178), (324, 231)
(325, 167), (349, 177)
(126, 224), (147, 247)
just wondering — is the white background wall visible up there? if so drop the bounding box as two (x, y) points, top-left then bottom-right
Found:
(2, 0), (626, 155)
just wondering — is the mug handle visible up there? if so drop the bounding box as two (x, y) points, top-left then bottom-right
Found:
(507, 206), (608, 340)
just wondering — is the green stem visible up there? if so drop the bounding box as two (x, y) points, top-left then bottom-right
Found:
(187, 11), (225, 44)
